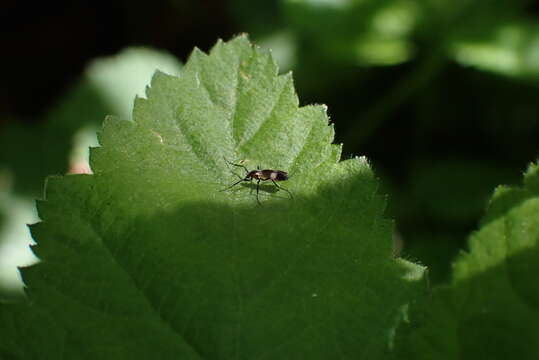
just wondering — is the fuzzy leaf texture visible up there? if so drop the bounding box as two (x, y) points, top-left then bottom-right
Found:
(394, 162), (539, 359)
(0, 36), (424, 359)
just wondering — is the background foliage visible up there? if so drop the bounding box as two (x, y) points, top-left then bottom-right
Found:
(2, 0), (539, 357)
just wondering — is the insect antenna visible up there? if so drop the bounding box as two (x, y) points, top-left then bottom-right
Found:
(223, 157), (250, 175)
(221, 157), (251, 192)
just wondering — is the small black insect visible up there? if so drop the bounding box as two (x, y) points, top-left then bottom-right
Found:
(221, 159), (293, 204)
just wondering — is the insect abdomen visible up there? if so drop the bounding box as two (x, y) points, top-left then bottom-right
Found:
(273, 171), (288, 181)
(264, 170), (288, 181)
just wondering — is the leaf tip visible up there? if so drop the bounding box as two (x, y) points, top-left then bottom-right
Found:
(230, 32), (250, 44)
(523, 161), (539, 192)
(187, 46), (207, 64)
(150, 70), (170, 88)
(133, 93), (146, 108)
(355, 155), (370, 167)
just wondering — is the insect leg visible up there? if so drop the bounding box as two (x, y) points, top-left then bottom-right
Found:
(256, 179), (261, 205)
(220, 177), (248, 192)
(271, 180), (293, 199)
(232, 172), (244, 180)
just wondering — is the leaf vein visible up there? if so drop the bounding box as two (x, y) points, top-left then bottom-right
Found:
(237, 76), (289, 150)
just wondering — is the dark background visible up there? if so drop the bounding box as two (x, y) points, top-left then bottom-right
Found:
(2, 0), (539, 284)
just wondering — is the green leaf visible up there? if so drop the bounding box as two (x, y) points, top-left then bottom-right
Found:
(0, 303), (65, 359)
(3, 36), (424, 358)
(450, 19), (539, 80)
(394, 162), (539, 359)
(0, 47), (181, 196)
(283, 0), (419, 66)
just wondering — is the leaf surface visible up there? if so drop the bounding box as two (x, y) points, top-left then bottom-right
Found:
(1, 36), (424, 359)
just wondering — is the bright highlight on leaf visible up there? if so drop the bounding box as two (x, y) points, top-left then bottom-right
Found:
(0, 35), (424, 359)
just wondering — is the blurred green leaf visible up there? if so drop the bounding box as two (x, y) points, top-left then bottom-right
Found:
(394, 162), (539, 359)
(1, 36), (425, 358)
(82, 47), (182, 120)
(0, 47), (182, 196)
(256, 30), (297, 71)
(280, 0), (535, 73)
(283, 0), (419, 66)
(451, 19), (539, 79)
(0, 173), (38, 299)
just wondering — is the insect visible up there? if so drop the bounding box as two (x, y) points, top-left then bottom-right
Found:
(221, 159), (293, 204)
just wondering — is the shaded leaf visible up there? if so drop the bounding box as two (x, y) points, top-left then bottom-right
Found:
(394, 162), (539, 359)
